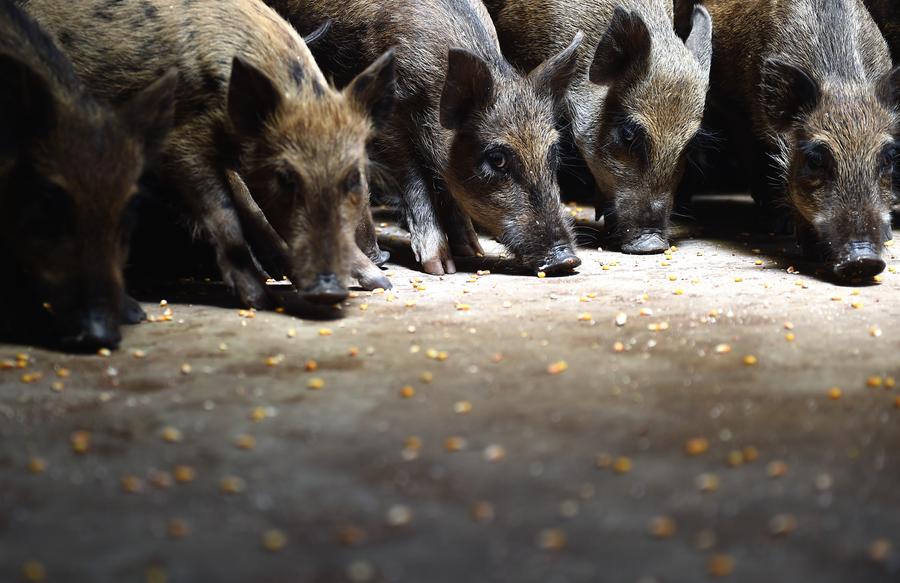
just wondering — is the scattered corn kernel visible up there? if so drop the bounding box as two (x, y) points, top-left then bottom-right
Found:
(612, 456), (632, 474)
(454, 401), (472, 414)
(685, 437), (710, 456)
(648, 515), (677, 539)
(262, 529), (287, 552)
(70, 430), (90, 454)
(714, 344), (732, 354)
(867, 376), (883, 388)
(220, 476), (246, 494)
(743, 355), (758, 366)
(769, 513), (798, 537)
(537, 528), (567, 551)
(27, 457), (47, 474)
(547, 360), (568, 375)
(708, 554), (735, 577)
(444, 436), (467, 452)
(161, 427), (183, 443)
(767, 460), (789, 478)
(167, 518), (189, 538)
(307, 378), (325, 390)
(318, 328), (333, 336)
(234, 434), (256, 450)
(173, 465), (195, 483)
(827, 387), (843, 400)
(21, 560), (46, 582)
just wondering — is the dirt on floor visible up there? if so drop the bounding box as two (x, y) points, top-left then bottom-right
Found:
(1, 196), (899, 583)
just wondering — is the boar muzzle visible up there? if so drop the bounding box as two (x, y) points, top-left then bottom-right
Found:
(301, 272), (350, 305)
(536, 244), (582, 275)
(59, 307), (123, 352)
(831, 241), (886, 281)
(621, 229), (669, 255)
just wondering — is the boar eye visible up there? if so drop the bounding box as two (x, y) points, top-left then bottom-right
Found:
(275, 169), (302, 196)
(880, 144), (896, 174)
(800, 144), (831, 176)
(485, 148), (508, 172)
(344, 168), (363, 193)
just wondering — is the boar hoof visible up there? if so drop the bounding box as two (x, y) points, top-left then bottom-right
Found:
(422, 256), (456, 276)
(832, 243), (886, 281)
(372, 248), (391, 267)
(301, 273), (349, 305)
(228, 274), (272, 310)
(122, 295), (147, 325)
(621, 232), (669, 255)
(355, 269), (393, 292)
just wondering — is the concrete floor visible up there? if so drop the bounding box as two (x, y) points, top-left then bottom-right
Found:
(1, 196), (899, 583)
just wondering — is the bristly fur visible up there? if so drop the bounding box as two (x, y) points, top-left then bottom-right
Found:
(24, 0), (395, 304)
(267, 0), (584, 275)
(701, 0), (897, 273)
(484, 0), (713, 253)
(1, 0), (175, 349)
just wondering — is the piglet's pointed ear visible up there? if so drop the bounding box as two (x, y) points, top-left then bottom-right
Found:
(440, 48), (495, 130)
(121, 68), (177, 156)
(346, 48), (397, 131)
(685, 5), (713, 78)
(877, 65), (900, 109)
(228, 56), (283, 137)
(761, 58), (821, 131)
(589, 7), (651, 85)
(0, 53), (56, 146)
(528, 31), (584, 102)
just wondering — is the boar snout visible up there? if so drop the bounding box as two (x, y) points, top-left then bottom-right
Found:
(301, 272), (349, 305)
(534, 244), (581, 275)
(831, 242), (886, 281)
(621, 229), (669, 255)
(59, 307), (122, 352)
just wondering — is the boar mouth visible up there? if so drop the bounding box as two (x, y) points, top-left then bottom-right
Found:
(57, 308), (123, 352)
(830, 242), (886, 281)
(300, 272), (349, 305)
(532, 244), (582, 275)
(621, 229), (670, 255)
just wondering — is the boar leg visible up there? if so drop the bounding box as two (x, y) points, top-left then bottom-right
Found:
(355, 198), (390, 267)
(441, 201), (484, 258)
(750, 143), (793, 234)
(224, 168), (296, 283)
(164, 132), (272, 309)
(399, 160), (456, 275)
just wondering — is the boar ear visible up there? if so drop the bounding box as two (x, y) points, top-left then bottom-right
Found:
(121, 68), (177, 155)
(440, 48), (495, 130)
(528, 31), (584, 102)
(0, 54), (55, 145)
(346, 48), (397, 130)
(589, 7), (651, 85)
(761, 58), (821, 131)
(685, 5), (713, 77)
(228, 56), (283, 136)
(877, 65), (900, 108)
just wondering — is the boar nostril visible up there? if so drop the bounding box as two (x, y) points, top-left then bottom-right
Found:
(621, 231), (669, 255)
(832, 242), (886, 281)
(302, 272), (349, 305)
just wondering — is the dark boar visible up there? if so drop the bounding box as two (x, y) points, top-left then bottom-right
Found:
(0, 0), (175, 351)
(267, 0), (584, 275)
(484, 0), (713, 254)
(24, 0), (396, 306)
(700, 0), (898, 280)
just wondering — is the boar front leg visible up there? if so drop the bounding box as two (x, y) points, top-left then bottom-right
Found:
(398, 160), (456, 275)
(440, 200), (484, 258)
(224, 169), (296, 283)
(165, 132), (272, 308)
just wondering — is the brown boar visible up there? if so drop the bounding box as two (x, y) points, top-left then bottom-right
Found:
(24, 0), (396, 306)
(484, 0), (713, 254)
(0, 0), (175, 351)
(267, 0), (585, 276)
(699, 0), (898, 280)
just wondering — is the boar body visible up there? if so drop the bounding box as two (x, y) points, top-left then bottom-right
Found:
(24, 0), (396, 306)
(484, 0), (713, 254)
(0, 0), (175, 351)
(268, 0), (585, 276)
(700, 0), (898, 280)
